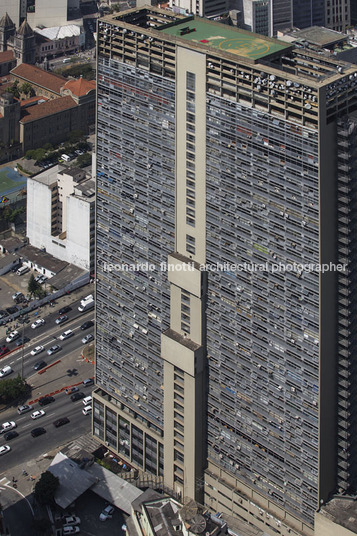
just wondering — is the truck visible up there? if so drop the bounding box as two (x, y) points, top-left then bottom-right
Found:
(78, 294), (94, 312)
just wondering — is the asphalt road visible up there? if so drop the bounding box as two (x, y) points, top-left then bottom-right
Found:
(0, 485), (36, 536)
(0, 385), (92, 468)
(1, 299), (94, 378)
(0, 297), (95, 470)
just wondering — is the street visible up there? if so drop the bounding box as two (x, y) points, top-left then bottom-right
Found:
(0, 293), (95, 470)
(0, 303), (94, 380)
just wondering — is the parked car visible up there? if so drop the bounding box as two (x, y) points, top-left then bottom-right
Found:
(38, 275), (48, 284)
(59, 306), (71, 315)
(4, 431), (18, 441)
(82, 405), (92, 415)
(31, 345), (45, 356)
(33, 361), (47, 371)
(0, 365), (12, 378)
(71, 392), (85, 402)
(55, 315), (68, 325)
(65, 386), (79, 395)
(12, 292), (23, 301)
(53, 417), (70, 428)
(6, 330), (19, 343)
(11, 262), (22, 273)
(47, 345), (61, 356)
(63, 516), (80, 526)
(31, 318), (45, 329)
(99, 505), (115, 521)
(59, 329), (74, 341)
(6, 306), (19, 315)
(38, 396), (55, 407)
(0, 346), (10, 357)
(16, 336), (30, 347)
(31, 427), (46, 437)
(0, 445), (11, 455)
(62, 526), (80, 535)
(80, 321), (94, 330)
(82, 378), (94, 387)
(18, 404), (32, 414)
(31, 410), (46, 420)
(82, 334), (94, 344)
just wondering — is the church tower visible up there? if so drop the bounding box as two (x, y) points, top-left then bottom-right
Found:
(13, 20), (36, 65)
(0, 13), (16, 52)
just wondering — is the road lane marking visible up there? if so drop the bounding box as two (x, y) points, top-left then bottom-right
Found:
(4, 482), (35, 516)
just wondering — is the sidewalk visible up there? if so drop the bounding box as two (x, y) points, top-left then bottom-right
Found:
(1, 432), (101, 519)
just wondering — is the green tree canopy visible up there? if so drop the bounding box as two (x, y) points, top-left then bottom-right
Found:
(76, 153), (91, 168)
(20, 82), (35, 97)
(0, 376), (27, 403)
(8, 81), (20, 99)
(34, 471), (60, 505)
(28, 274), (40, 297)
(68, 130), (84, 144)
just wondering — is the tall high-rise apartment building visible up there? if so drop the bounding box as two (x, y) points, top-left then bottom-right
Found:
(168, 0), (229, 19)
(292, 0), (351, 32)
(292, 0), (325, 29)
(95, 7), (357, 536)
(269, 0), (292, 35)
(237, 0), (270, 36)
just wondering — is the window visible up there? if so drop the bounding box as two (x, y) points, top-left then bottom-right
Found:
(186, 71), (196, 91)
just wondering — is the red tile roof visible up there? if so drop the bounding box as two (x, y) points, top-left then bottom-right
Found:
(20, 95), (49, 107)
(11, 63), (66, 94)
(20, 95), (77, 123)
(63, 77), (96, 97)
(0, 50), (15, 64)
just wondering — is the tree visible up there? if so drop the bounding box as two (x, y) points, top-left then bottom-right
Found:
(76, 153), (91, 168)
(8, 80), (20, 99)
(28, 274), (41, 297)
(0, 376), (27, 403)
(20, 82), (35, 97)
(68, 130), (84, 144)
(34, 471), (59, 505)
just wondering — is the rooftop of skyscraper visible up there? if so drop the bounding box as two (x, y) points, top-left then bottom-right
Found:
(101, 6), (357, 87)
(159, 17), (291, 61)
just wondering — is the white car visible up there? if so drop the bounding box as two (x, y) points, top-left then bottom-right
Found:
(59, 329), (74, 341)
(0, 365), (13, 378)
(99, 505), (115, 521)
(1, 421), (16, 432)
(64, 516), (81, 526)
(6, 330), (19, 343)
(31, 410), (46, 420)
(30, 345), (45, 356)
(0, 445), (11, 455)
(82, 334), (94, 344)
(31, 318), (45, 329)
(63, 527), (80, 535)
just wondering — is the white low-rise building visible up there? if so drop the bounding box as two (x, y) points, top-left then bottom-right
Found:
(27, 164), (94, 273)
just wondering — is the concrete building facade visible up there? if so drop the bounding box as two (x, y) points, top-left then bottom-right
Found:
(94, 6), (357, 536)
(0, 1), (26, 28)
(237, 0), (270, 36)
(168, 0), (229, 19)
(27, 166), (95, 272)
(269, 0), (292, 36)
(27, 0), (70, 30)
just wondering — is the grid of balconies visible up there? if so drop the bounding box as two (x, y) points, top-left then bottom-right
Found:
(96, 57), (175, 428)
(205, 95), (319, 524)
(336, 117), (357, 493)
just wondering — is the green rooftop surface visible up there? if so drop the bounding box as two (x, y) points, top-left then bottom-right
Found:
(159, 18), (291, 60)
